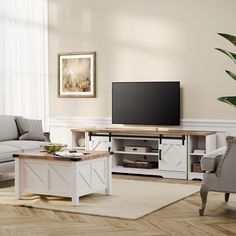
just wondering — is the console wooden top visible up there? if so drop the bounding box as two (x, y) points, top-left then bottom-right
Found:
(71, 128), (216, 136)
(13, 151), (111, 162)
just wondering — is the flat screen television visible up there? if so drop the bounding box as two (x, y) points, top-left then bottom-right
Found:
(112, 81), (180, 126)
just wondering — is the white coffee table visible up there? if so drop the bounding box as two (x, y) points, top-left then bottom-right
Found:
(14, 151), (112, 205)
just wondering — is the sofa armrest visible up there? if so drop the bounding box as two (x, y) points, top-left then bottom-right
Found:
(43, 132), (51, 142)
(201, 146), (226, 172)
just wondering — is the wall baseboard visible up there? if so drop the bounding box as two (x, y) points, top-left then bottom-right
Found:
(181, 119), (236, 134)
(49, 116), (236, 147)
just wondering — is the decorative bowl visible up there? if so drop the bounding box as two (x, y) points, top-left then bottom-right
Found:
(41, 143), (67, 153)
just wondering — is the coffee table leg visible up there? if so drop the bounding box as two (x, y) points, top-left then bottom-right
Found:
(105, 155), (112, 196)
(72, 195), (79, 206)
(72, 162), (79, 206)
(15, 158), (22, 199)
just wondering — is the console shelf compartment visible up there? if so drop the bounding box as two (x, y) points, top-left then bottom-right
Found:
(189, 153), (206, 156)
(113, 151), (159, 156)
(188, 134), (216, 180)
(112, 166), (160, 175)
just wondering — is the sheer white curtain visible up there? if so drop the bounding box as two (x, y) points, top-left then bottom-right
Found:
(0, 0), (48, 128)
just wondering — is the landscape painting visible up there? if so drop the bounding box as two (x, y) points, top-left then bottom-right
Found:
(58, 52), (96, 97)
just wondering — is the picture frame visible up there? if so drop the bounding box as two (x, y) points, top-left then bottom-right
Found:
(58, 51), (96, 98)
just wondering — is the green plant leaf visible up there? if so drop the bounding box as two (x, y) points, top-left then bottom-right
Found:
(217, 96), (236, 107)
(217, 33), (236, 109)
(218, 33), (236, 47)
(225, 70), (236, 80)
(215, 48), (236, 63)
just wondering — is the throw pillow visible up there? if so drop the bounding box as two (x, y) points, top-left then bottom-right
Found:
(16, 117), (45, 141)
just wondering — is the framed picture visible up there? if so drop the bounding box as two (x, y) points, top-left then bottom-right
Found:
(58, 51), (96, 98)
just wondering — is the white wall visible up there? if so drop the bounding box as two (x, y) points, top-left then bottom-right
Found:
(49, 0), (236, 121)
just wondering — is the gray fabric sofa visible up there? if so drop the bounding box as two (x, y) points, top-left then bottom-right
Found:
(0, 115), (49, 174)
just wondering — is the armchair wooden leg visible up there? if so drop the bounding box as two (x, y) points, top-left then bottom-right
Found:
(225, 193), (230, 202)
(199, 186), (208, 216)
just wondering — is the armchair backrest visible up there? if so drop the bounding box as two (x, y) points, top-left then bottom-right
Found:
(216, 136), (236, 180)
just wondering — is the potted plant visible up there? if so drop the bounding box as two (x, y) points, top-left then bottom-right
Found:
(216, 33), (236, 107)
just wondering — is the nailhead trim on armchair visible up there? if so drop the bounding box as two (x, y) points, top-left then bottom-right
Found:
(215, 136), (236, 177)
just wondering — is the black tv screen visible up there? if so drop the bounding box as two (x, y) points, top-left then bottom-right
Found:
(112, 82), (180, 126)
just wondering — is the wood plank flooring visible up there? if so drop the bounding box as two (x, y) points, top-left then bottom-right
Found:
(0, 174), (236, 236)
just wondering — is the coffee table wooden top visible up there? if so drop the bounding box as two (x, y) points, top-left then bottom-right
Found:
(13, 150), (111, 162)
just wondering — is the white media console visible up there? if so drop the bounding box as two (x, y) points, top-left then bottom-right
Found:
(71, 128), (217, 180)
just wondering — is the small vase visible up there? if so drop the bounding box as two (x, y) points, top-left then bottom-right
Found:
(78, 137), (85, 147)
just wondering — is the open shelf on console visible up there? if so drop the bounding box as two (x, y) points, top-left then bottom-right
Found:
(189, 153), (206, 156)
(112, 165), (159, 175)
(113, 151), (159, 156)
(188, 134), (216, 180)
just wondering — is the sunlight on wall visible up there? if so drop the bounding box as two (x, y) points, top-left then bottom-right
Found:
(108, 13), (185, 82)
(81, 8), (92, 35)
(110, 48), (184, 82)
(48, 1), (58, 27)
(111, 14), (183, 51)
(48, 0), (236, 120)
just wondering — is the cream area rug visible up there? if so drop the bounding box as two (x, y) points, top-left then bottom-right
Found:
(0, 179), (199, 220)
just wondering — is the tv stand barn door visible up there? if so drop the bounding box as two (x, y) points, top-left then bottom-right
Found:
(88, 136), (111, 152)
(159, 139), (187, 172)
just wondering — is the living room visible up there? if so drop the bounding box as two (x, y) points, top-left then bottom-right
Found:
(1, 0), (236, 235)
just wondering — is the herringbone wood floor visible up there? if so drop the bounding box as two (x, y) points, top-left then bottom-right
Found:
(0, 174), (236, 236)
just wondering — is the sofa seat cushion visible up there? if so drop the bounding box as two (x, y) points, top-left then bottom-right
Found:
(0, 144), (21, 162)
(0, 140), (48, 152)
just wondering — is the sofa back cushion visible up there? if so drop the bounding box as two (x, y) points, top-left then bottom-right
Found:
(15, 117), (45, 141)
(0, 115), (19, 141)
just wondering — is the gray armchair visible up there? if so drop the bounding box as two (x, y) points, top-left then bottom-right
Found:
(199, 136), (236, 216)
